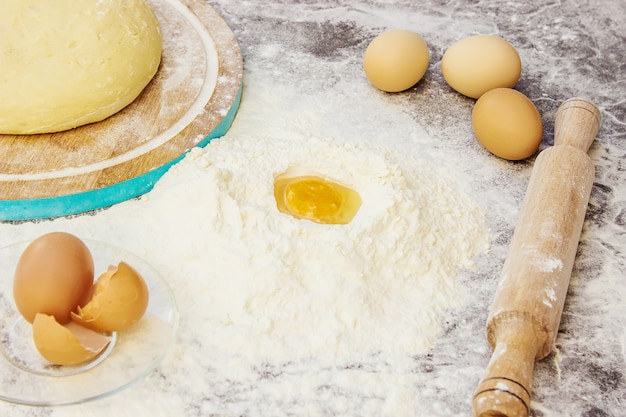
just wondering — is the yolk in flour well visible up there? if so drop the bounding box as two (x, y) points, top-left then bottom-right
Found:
(274, 174), (362, 224)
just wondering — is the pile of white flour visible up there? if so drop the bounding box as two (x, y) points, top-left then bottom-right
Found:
(1, 72), (490, 366)
(138, 87), (490, 362)
(0, 68), (492, 417)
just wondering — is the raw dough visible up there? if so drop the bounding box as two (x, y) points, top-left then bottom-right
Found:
(0, 0), (162, 135)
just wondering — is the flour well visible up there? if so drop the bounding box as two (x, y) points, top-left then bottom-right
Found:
(148, 118), (490, 361)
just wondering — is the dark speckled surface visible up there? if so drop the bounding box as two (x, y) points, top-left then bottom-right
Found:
(0, 1), (624, 416)
(193, 1), (626, 416)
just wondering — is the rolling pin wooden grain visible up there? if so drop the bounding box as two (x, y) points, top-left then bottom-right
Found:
(472, 97), (601, 417)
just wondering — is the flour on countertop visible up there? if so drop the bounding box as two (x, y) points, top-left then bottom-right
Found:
(1, 0), (625, 415)
(1, 70), (491, 363)
(0, 69), (491, 417)
(144, 109), (490, 362)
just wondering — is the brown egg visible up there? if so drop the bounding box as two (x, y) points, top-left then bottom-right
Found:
(13, 232), (94, 324)
(472, 88), (543, 160)
(71, 261), (149, 332)
(32, 313), (111, 366)
(441, 35), (521, 99)
(363, 30), (430, 92)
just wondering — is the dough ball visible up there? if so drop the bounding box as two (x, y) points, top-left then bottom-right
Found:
(0, 0), (162, 135)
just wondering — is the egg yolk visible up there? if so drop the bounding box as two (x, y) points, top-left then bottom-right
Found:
(274, 175), (361, 224)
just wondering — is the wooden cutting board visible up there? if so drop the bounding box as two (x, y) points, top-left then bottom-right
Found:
(0, 0), (243, 221)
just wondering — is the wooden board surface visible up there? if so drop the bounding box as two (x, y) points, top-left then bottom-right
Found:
(0, 0), (243, 221)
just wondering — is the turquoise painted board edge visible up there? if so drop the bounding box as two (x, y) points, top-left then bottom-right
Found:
(0, 84), (242, 222)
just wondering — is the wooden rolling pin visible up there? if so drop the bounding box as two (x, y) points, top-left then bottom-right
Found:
(472, 97), (601, 417)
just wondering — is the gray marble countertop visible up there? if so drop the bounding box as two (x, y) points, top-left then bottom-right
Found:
(1, 1), (624, 416)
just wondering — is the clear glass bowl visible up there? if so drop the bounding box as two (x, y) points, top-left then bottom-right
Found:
(0, 238), (178, 406)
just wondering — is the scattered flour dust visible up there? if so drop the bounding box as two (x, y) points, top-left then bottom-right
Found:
(150, 129), (490, 362)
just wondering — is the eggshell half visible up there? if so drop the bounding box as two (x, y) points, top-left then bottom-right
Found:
(32, 313), (111, 366)
(71, 261), (149, 332)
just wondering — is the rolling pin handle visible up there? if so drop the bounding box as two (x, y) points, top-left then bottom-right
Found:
(472, 316), (543, 417)
(553, 97), (601, 151)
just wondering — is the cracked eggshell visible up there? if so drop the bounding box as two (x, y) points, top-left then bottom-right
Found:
(71, 261), (149, 332)
(32, 313), (111, 366)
